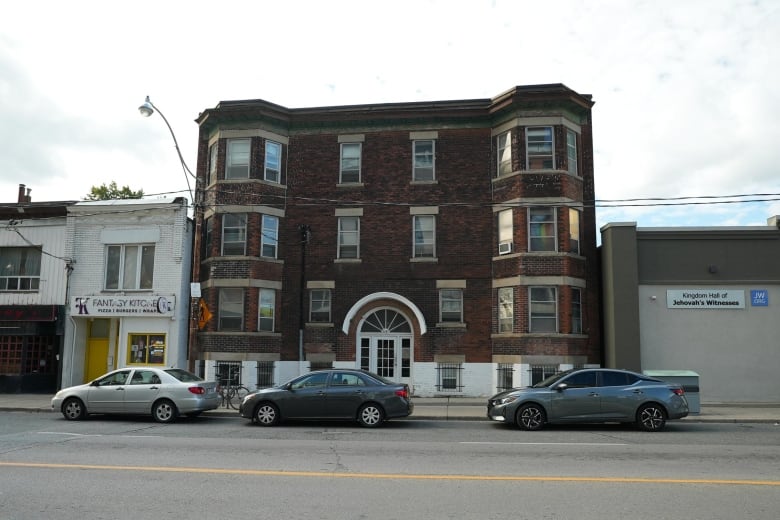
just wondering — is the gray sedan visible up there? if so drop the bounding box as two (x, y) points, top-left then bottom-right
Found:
(487, 368), (689, 431)
(239, 369), (414, 428)
(51, 367), (220, 423)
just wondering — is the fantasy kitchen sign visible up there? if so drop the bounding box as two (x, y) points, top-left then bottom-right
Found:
(666, 289), (745, 309)
(72, 295), (176, 317)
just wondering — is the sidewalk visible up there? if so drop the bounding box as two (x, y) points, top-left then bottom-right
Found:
(3, 394), (780, 423)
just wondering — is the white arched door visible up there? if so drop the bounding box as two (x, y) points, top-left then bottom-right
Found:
(357, 308), (412, 385)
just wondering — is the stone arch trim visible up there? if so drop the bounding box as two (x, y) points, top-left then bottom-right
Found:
(342, 292), (427, 335)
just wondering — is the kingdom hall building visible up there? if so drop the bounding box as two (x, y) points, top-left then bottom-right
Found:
(191, 84), (601, 396)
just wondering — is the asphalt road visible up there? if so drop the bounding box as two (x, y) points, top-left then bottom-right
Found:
(1, 412), (779, 519)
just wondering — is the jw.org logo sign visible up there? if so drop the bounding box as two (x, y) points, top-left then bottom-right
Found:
(750, 290), (769, 307)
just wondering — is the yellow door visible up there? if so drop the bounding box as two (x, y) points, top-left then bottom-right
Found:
(84, 319), (112, 383)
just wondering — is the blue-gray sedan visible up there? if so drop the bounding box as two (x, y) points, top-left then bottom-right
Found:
(487, 368), (689, 432)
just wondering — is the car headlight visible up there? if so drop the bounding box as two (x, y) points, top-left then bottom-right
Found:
(496, 396), (517, 406)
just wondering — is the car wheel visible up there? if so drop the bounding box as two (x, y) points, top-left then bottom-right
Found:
(357, 403), (384, 428)
(152, 399), (178, 423)
(516, 403), (546, 431)
(62, 397), (86, 420)
(636, 403), (667, 432)
(254, 402), (279, 426)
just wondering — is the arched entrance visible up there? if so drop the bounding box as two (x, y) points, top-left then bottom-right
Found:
(357, 308), (413, 385)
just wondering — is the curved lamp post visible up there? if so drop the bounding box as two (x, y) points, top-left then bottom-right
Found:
(139, 96), (203, 372)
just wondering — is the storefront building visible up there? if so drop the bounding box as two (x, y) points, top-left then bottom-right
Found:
(61, 198), (192, 387)
(0, 185), (73, 393)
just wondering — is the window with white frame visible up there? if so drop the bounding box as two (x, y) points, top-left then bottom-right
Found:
(566, 129), (578, 176)
(105, 245), (155, 290)
(310, 289), (331, 322)
(571, 287), (582, 334)
(0, 247), (41, 292)
(413, 140), (435, 181)
(526, 127), (554, 169)
(221, 214), (247, 255)
(529, 207), (556, 252)
(498, 287), (513, 333)
(413, 215), (435, 258)
(226, 138), (250, 179)
(340, 143), (361, 183)
(530, 287), (557, 333)
(437, 363), (463, 392)
(440, 289), (463, 323)
(497, 131), (512, 176)
(258, 288), (275, 332)
(208, 142), (218, 184)
(338, 217), (359, 259)
(498, 209), (513, 254)
(568, 208), (581, 254)
(264, 140), (281, 183)
(261, 215), (279, 258)
(219, 288), (244, 331)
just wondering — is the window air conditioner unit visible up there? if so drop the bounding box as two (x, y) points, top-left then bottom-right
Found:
(498, 242), (513, 255)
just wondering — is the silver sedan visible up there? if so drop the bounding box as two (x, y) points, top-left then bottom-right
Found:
(51, 367), (220, 423)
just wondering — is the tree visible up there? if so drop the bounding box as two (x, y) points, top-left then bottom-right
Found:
(84, 181), (144, 201)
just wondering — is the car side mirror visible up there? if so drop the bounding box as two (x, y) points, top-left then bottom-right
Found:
(90, 380), (99, 387)
(555, 383), (568, 392)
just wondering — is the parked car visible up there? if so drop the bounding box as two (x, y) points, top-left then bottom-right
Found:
(51, 367), (220, 423)
(239, 369), (414, 428)
(487, 368), (689, 432)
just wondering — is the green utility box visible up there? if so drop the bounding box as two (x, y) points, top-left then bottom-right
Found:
(643, 370), (700, 414)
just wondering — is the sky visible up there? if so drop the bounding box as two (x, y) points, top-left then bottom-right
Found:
(2, 0), (779, 232)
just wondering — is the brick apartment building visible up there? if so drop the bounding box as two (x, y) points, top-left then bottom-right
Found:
(192, 84), (601, 396)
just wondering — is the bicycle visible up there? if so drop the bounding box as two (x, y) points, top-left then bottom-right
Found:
(219, 384), (250, 409)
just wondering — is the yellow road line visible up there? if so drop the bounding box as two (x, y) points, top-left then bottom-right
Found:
(1, 462), (778, 487)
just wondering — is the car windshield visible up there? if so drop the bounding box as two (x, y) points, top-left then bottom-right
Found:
(165, 369), (203, 382)
(532, 369), (575, 388)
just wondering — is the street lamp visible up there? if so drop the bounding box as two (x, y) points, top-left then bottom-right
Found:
(139, 96), (203, 373)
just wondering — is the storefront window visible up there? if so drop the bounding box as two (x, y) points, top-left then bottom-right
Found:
(127, 333), (166, 365)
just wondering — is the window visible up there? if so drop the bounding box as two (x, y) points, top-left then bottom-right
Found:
(256, 361), (275, 388)
(310, 289), (331, 323)
(498, 287), (513, 333)
(208, 142), (218, 184)
(526, 127), (554, 169)
(497, 131), (512, 176)
(219, 288), (244, 331)
(258, 288), (275, 332)
(340, 143), (361, 183)
(497, 363), (514, 392)
(338, 217), (359, 259)
(216, 361), (242, 387)
(222, 214), (247, 256)
(226, 138), (250, 179)
(127, 333), (166, 365)
(566, 129), (578, 175)
(440, 289), (463, 323)
(530, 365), (558, 385)
(413, 140), (435, 181)
(530, 287), (557, 333)
(569, 208), (581, 254)
(0, 247), (41, 291)
(498, 209), (513, 254)
(562, 371), (597, 388)
(261, 215), (279, 258)
(529, 207), (556, 252)
(264, 141), (281, 183)
(413, 215), (435, 258)
(105, 245), (155, 290)
(571, 288), (582, 334)
(203, 217), (213, 259)
(437, 363), (462, 392)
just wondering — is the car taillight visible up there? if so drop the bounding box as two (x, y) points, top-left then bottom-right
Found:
(671, 387), (685, 396)
(188, 386), (206, 395)
(395, 388), (409, 399)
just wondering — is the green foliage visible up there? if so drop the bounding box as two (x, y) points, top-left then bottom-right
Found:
(84, 181), (144, 201)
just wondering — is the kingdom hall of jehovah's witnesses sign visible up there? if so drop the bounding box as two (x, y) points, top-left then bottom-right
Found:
(666, 289), (745, 309)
